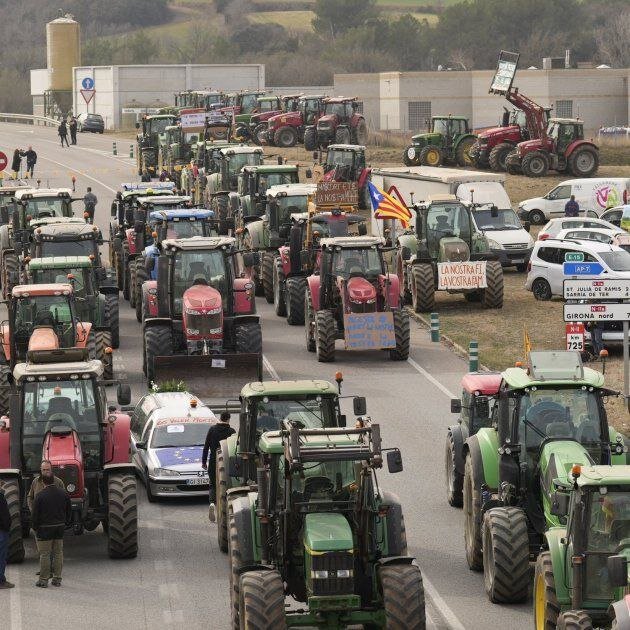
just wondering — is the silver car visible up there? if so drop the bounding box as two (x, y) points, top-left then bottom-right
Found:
(130, 392), (217, 501)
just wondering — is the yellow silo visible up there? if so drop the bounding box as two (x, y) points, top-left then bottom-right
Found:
(46, 13), (80, 92)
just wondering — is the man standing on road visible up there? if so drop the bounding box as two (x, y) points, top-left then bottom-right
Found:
(24, 146), (37, 179)
(202, 411), (235, 523)
(31, 469), (70, 588)
(69, 117), (78, 145)
(58, 120), (69, 148)
(0, 484), (15, 590)
(83, 187), (97, 224)
(564, 195), (580, 217)
(28, 460), (65, 514)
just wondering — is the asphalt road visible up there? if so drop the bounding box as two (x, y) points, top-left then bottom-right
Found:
(0, 123), (531, 630)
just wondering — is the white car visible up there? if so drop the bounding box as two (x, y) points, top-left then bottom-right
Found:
(537, 217), (623, 241)
(553, 227), (622, 245)
(525, 239), (630, 300)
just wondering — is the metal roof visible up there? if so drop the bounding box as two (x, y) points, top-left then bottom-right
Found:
(240, 379), (338, 398)
(14, 188), (72, 199)
(220, 146), (263, 156)
(577, 465), (630, 487)
(162, 236), (236, 251)
(241, 164), (298, 173)
(28, 256), (93, 269)
(137, 195), (191, 205)
(320, 236), (385, 248)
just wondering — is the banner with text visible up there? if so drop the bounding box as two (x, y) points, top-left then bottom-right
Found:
(437, 261), (487, 290)
(343, 312), (395, 350)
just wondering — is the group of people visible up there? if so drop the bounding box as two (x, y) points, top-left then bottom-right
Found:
(58, 117), (78, 148)
(10, 146), (37, 180)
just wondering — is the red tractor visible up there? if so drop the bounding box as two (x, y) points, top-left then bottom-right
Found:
(249, 94), (303, 145)
(304, 97), (367, 150)
(304, 236), (409, 362)
(0, 345), (136, 563)
(265, 95), (327, 148)
(142, 236), (262, 385)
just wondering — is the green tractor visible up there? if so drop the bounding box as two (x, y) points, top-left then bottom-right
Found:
(136, 114), (178, 181)
(461, 350), (628, 605)
(226, 421), (425, 629)
(403, 116), (477, 168)
(157, 124), (200, 186)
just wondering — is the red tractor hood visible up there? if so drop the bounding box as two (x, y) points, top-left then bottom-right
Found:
(478, 125), (520, 140)
(269, 111), (302, 125)
(317, 114), (338, 126)
(251, 110), (281, 124)
(346, 276), (376, 302)
(43, 428), (84, 499)
(183, 284), (222, 311)
(518, 138), (544, 152)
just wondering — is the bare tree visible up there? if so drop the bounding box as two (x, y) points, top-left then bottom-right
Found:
(596, 10), (630, 67)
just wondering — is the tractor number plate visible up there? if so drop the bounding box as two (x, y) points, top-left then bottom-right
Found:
(343, 312), (395, 350)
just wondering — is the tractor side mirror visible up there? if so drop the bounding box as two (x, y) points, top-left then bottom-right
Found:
(242, 252), (260, 268)
(550, 491), (569, 517)
(117, 383), (131, 406)
(386, 449), (403, 474)
(353, 396), (367, 416)
(523, 222), (531, 233)
(305, 168), (312, 179)
(0, 206), (9, 225)
(451, 398), (462, 414)
(607, 555), (629, 587)
(110, 202), (117, 217)
(358, 223), (367, 236)
(401, 246), (411, 261)
(135, 441), (146, 450)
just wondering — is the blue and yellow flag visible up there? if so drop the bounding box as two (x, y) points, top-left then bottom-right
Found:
(368, 181), (412, 229)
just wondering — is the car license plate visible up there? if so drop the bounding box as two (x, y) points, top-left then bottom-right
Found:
(512, 258), (525, 264)
(186, 478), (207, 486)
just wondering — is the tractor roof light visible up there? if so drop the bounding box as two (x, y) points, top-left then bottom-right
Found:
(104, 347), (113, 355)
(571, 464), (582, 479)
(190, 399), (198, 408)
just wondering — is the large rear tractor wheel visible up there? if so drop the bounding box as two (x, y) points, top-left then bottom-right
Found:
(445, 429), (463, 508)
(489, 143), (514, 172)
(2, 252), (19, 300)
(261, 253), (274, 303)
(303, 126), (317, 151)
(107, 472), (138, 559)
(534, 551), (560, 630)
(95, 330), (114, 380)
(456, 137), (476, 167)
(228, 498), (255, 630)
(557, 611), (594, 630)
(235, 322), (262, 354)
(0, 478), (24, 563)
(315, 310), (336, 362)
(286, 276), (306, 325)
(144, 325), (172, 384)
(104, 293), (120, 349)
(273, 258), (286, 317)
(114, 251), (124, 291)
(481, 260), (503, 309)
(389, 310), (410, 361)
(569, 147), (599, 178)
(135, 258), (149, 323)
(482, 507), (530, 603)
(354, 119), (368, 145)
(251, 123), (267, 146)
(411, 264), (435, 313)
(379, 564), (426, 630)
(463, 453), (483, 571)
(522, 151), (549, 177)
(274, 126), (298, 148)
(305, 293), (316, 352)
(239, 571), (287, 630)
(419, 145), (442, 167)
(216, 446), (229, 554)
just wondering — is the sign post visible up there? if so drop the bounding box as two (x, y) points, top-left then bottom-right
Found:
(81, 77), (95, 114)
(565, 323), (584, 352)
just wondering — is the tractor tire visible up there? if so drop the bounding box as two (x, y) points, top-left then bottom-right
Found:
(107, 472), (138, 559)
(403, 146), (422, 167)
(273, 258), (286, 317)
(315, 310), (336, 362)
(251, 123), (267, 146)
(381, 491), (408, 556)
(135, 258), (149, 323)
(261, 253), (274, 304)
(456, 137), (476, 167)
(235, 322), (262, 355)
(305, 292), (316, 352)
(463, 452), (483, 571)
(533, 551), (560, 630)
(379, 564), (426, 630)
(354, 119), (368, 145)
(303, 126), (317, 151)
(2, 252), (18, 299)
(95, 330), (114, 380)
(481, 260), (503, 309)
(104, 293), (120, 349)
(228, 498), (255, 630)
(568, 147), (599, 178)
(216, 447), (229, 554)
(482, 507), (530, 603)
(144, 325), (172, 384)
(129, 262), (137, 309)
(87, 329), (96, 360)
(557, 611), (594, 630)
(0, 363), (11, 416)
(522, 151), (549, 177)
(114, 251), (124, 291)
(445, 429), (463, 508)
(122, 243), (130, 300)
(286, 277), (306, 326)
(389, 310), (410, 361)
(274, 126), (298, 148)
(411, 264), (435, 313)
(239, 571), (287, 630)
(335, 126), (351, 144)
(0, 478), (24, 563)
(419, 145), (442, 167)
(489, 143), (514, 172)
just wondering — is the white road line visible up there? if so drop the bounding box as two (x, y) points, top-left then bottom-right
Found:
(263, 354), (280, 380)
(9, 569), (22, 630)
(36, 154), (117, 194)
(407, 357), (457, 399)
(423, 575), (466, 630)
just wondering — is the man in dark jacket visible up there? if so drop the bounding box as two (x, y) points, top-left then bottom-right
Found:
(83, 187), (97, 224)
(24, 146), (37, 178)
(564, 195), (580, 217)
(58, 121), (69, 148)
(202, 411), (235, 522)
(69, 117), (78, 145)
(31, 471), (71, 587)
(0, 485), (15, 589)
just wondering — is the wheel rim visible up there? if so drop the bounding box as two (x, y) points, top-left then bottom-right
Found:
(533, 279), (549, 300)
(407, 147), (416, 161)
(460, 141), (474, 165)
(279, 129), (293, 146)
(575, 151), (594, 172)
(427, 149), (440, 165)
(530, 157), (545, 174)
(534, 574), (545, 629)
(483, 525), (494, 589)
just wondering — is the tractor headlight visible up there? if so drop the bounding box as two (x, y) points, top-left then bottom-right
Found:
(336, 569), (352, 578)
(154, 467), (179, 477)
(66, 483), (76, 493)
(311, 570), (328, 579)
(148, 288), (157, 295)
(186, 328), (200, 336)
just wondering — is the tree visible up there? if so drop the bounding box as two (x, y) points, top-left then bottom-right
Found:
(596, 9), (630, 67)
(312, 0), (379, 38)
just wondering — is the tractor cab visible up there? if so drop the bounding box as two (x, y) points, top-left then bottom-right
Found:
(31, 220), (103, 261)
(140, 114), (177, 146)
(28, 256), (95, 301)
(300, 95), (325, 125)
(266, 184), (316, 244)
(148, 208), (216, 244)
(321, 144), (366, 182)
(237, 164), (300, 221)
(547, 118), (584, 153)
(0, 183), (32, 225)
(320, 97), (359, 125)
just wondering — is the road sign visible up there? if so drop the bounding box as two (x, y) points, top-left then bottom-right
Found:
(564, 302), (630, 322)
(564, 278), (630, 300)
(565, 252), (584, 262)
(81, 89), (95, 105)
(81, 77), (94, 90)
(0, 151), (7, 172)
(563, 262), (604, 276)
(565, 323), (585, 352)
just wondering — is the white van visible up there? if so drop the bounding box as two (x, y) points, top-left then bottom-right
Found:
(517, 178), (630, 225)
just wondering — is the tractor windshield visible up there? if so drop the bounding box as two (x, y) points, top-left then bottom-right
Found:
(285, 458), (360, 506)
(160, 219), (208, 240)
(14, 295), (76, 350)
(432, 119), (450, 135)
(240, 94), (260, 114)
(426, 202), (472, 257)
(38, 239), (97, 258)
(227, 152), (263, 176)
(473, 207), (522, 230)
(21, 379), (100, 472)
(274, 196), (308, 223)
(324, 103), (348, 118)
(253, 395), (337, 433)
(172, 250), (228, 316)
(23, 198), (72, 221)
(257, 172), (299, 191)
(331, 246), (383, 279)
(325, 150), (357, 170)
(258, 99), (280, 112)
(147, 118), (173, 136)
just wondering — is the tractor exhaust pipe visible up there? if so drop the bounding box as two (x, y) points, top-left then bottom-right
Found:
(256, 467), (270, 564)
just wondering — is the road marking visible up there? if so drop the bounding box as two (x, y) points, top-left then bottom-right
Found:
(423, 574), (466, 630)
(37, 154), (117, 194)
(407, 357), (456, 399)
(263, 354), (280, 380)
(9, 567), (22, 630)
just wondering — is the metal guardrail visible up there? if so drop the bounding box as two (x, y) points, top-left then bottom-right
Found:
(0, 113), (59, 127)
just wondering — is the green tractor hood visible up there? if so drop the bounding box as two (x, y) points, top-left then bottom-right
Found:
(304, 513), (353, 553)
(411, 132), (441, 147)
(439, 237), (470, 262)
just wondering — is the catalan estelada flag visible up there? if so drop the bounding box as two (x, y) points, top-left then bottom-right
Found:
(368, 181), (412, 229)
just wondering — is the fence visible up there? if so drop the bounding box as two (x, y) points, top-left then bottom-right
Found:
(0, 113), (59, 127)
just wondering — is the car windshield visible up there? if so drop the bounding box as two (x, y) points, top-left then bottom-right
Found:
(253, 395), (337, 433)
(22, 379), (99, 471)
(14, 294), (76, 349)
(32, 268), (91, 298)
(599, 251), (630, 272)
(565, 231), (611, 244)
(151, 421), (213, 448)
(39, 239), (97, 258)
(172, 250), (228, 316)
(331, 247), (383, 279)
(24, 198), (71, 220)
(87, 114), (102, 121)
(474, 208), (522, 230)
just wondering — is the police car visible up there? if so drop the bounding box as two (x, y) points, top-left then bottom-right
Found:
(130, 391), (217, 501)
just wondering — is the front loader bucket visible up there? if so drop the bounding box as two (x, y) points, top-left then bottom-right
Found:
(153, 352), (262, 400)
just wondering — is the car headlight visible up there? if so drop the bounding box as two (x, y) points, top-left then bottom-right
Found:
(487, 239), (502, 249)
(153, 467), (179, 477)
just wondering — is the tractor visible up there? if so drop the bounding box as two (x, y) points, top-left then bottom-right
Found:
(505, 117), (599, 178)
(136, 114), (178, 181)
(214, 373), (366, 553)
(142, 236), (261, 384)
(156, 123), (202, 187)
(305, 97), (367, 150)
(226, 421), (425, 629)
(396, 194), (504, 312)
(266, 95), (326, 148)
(219, 90), (268, 129)
(179, 139), (234, 202)
(403, 115), (477, 168)
(459, 350), (628, 604)
(247, 94), (301, 145)
(0, 346), (136, 563)
(132, 208), (216, 322)
(0, 183), (32, 227)
(174, 89), (224, 110)
(305, 236), (410, 362)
